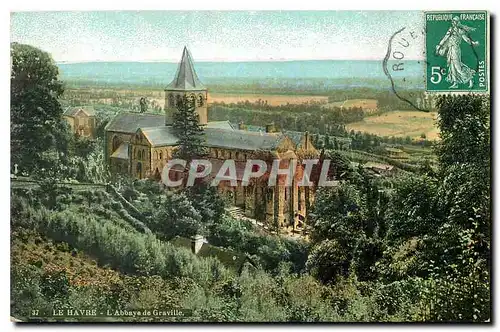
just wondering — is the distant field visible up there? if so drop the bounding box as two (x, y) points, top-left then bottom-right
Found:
(208, 93), (329, 106)
(346, 110), (440, 140)
(147, 93), (329, 108)
(64, 87), (330, 108)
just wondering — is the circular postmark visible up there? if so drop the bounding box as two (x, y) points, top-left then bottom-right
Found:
(383, 27), (431, 112)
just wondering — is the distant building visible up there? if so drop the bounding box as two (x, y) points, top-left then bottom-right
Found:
(169, 235), (256, 274)
(363, 162), (395, 176)
(104, 47), (319, 230)
(63, 106), (96, 138)
(384, 147), (407, 159)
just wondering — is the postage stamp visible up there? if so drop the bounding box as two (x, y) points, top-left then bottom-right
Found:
(425, 11), (488, 92)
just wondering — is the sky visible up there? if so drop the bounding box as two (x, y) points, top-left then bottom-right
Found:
(10, 11), (424, 62)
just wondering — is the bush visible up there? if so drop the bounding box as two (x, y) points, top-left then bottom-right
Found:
(306, 239), (349, 285)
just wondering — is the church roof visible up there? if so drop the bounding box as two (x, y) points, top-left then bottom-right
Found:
(166, 47), (206, 91)
(105, 112), (164, 133)
(204, 128), (285, 151)
(231, 123), (303, 147)
(140, 127), (178, 147)
(134, 124), (283, 151)
(137, 120), (236, 147)
(206, 121), (236, 130)
(105, 112), (285, 151)
(64, 106), (96, 117)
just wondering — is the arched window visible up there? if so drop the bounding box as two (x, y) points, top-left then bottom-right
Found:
(175, 95), (182, 107)
(159, 151), (163, 160)
(168, 94), (175, 107)
(136, 162), (142, 179)
(198, 94), (204, 107)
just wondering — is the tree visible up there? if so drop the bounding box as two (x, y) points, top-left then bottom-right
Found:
(381, 95), (491, 321)
(434, 94), (490, 255)
(333, 137), (339, 150)
(188, 184), (226, 227)
(385, 174), (440, 243)
(309, 184), (363, 248)
(351, 235), (384, 282)
(313, 134), (319, 146)
(139, 97), (148, 113)
(436, 94), (490, 170)
(151, 192), (203, 240)
(172, 95), (207, 162)
(172, 94), (225, 225)
(11, 43), (70, 172)
(306, 239), (349, 284)
(321, 150), (354, 181)
(324, 135), (331, 149)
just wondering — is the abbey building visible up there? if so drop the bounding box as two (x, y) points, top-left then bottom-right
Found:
(104, 47), (319, 230)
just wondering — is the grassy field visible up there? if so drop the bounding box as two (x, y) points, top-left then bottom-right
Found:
(63, 87), (330, 108)
(120, 93), (328, 108)
(209, 93), (329, 106)
(346, 110), (440, 140)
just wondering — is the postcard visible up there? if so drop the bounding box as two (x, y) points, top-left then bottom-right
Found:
(10, 10), (490, 323)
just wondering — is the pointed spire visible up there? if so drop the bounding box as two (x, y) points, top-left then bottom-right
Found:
(166, 46), (206, 91)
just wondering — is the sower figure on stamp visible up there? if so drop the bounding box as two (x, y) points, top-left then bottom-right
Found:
(435, 16), (479, 89)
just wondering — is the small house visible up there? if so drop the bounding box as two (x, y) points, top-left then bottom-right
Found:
(63, 106), (96, 138)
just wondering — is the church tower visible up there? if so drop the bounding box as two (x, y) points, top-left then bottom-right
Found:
(164, 47), (208, 125)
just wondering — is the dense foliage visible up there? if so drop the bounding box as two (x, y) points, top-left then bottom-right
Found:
(10, 189), (381, 322)
(11, 43), (71, 172)
(306, 94), (490, 322)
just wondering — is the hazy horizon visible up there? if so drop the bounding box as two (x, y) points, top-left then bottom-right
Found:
(55, 58), (422, 64)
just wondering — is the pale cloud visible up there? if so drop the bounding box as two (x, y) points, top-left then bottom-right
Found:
(11, 11), (424, 62)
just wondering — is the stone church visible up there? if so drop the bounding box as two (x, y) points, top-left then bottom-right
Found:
(105, 47), (319, 229)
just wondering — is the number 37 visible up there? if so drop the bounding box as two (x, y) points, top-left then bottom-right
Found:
(430, 66), (446, 84)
